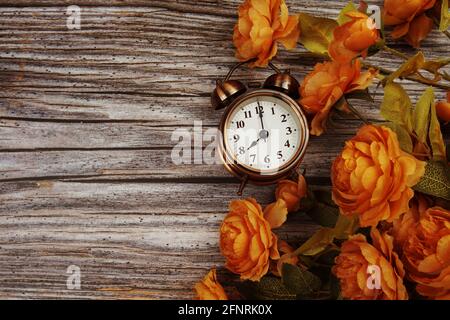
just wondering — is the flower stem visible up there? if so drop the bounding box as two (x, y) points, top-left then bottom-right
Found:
(382, 45), (450, 83)
(432, 16), (450, 41)
(441, 29), (450, 40)
(295, 49), (450, 88)
(345, 101), (370, 125)
(362, 61), (450, 91)
(439, 70), (450, 82)
(295, 51), (329, 60)
(382, 45), (409, 60)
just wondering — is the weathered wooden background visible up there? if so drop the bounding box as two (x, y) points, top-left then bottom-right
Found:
(0, 0), (448, 299)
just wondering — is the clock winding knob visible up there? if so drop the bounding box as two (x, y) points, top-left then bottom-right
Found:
(211, 80), (247, 110)
(263, 72), (300, 100)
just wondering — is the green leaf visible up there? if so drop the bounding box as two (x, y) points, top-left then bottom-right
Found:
(333, 214), (359, 240)
(429, 98), (447, 161)
(329, 273), (341, 300)
(374, 39), (386, 50)
(382, 122), (413, 153)
(281, 264), (321, 298)
(299, 189), (317, 212)
(385, 52), (426, 83)
(237, 276), (296, 300)
(413, 161), (450, 201)
(295, 228), (335, 256)
(447, 142), (450, 163)
(332, 96), (349, 113)
(297, 255), (315, 269)
(316, 248), (340, 266)
(298, 12), (338, 55)
(306, 201), (339, 228)
(413, 87), (434, 143)
(345, 88), (374, 102)
(440, 0), (450, 31)
(423, 57), (450, 76)
(384, 52), (449, 83)
(380, 82), (413, 132)
(337, 1), (357, 25)
(313, 189), (336, 207)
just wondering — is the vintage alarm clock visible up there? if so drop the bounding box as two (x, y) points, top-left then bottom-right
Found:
(211, 60), (309, 194)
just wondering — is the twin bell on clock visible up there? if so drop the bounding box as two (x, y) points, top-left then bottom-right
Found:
(211, 60), (309, 195)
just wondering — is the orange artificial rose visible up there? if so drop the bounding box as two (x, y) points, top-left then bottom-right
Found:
(220, 198), (280, 281)
(329, 11), (380, 63)
(264, 198), (288, 229)
(194, 269), (228, 300)
(332, 125), (426, 227)
(398, 207), (450, 299)
(233, 0), (300, 67)
(436, 91), (450, 123)
(392, 195), (430, 247)
(332, 228), (408, 300)
(299, 59), (377, 136)
(383, 0), (436, 48)
(275, 174), (307, 212)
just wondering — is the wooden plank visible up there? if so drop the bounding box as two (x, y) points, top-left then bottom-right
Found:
(0, 0), (448, 300)
(0, 180), (299, 214)
(0, 5), (448, 122)
(0, 118), (364, 181)
(0, 119), (446, 181)
(2, 83), (445, 122)
(0, 146), (340, 182)
(0, 181), (319, 299)
(0, 119), (187, 150)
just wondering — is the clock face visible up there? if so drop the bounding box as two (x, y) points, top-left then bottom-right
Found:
(224, 92), (306, 174)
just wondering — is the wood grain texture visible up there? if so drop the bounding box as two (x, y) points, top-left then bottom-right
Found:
(0, 0), (448, 299)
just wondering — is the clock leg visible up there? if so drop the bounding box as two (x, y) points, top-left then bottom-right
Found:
(237, 175), (249, 196)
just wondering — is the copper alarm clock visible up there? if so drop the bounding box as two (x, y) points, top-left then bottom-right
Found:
(211, 60), (309, 194)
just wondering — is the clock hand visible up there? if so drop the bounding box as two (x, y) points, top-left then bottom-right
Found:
(257, 102), (269, 142)
(247, 129), (269, 150)
(257, 101), (265, 131)
(247, 138), (260, 150)
(247, 102), (269, 151)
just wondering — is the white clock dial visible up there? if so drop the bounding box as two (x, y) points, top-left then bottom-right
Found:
(225, 95), (303, 173)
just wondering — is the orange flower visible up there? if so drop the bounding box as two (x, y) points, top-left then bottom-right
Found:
(329, 11), (380, 63)
(194, 269), (228, 300)
(275, 174), (307, 212)
(332, 228), (408, 300)
(399, 207), (450, 299)
(299, 59), (377, 136)
(436, 91), (450, 123)
(233, 0), (300, 67)
(392, 195), (430, 247)
(264, 198), (288, 229)
(332, 125), (425, 227)
(220, 198), (280, 281)
(383, 0), (436, 48)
